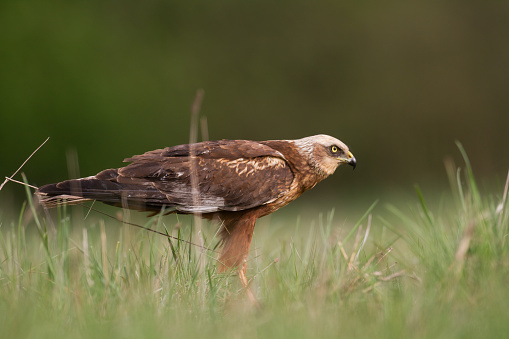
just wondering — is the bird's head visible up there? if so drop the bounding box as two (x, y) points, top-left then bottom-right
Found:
(293, 134), (356, 177)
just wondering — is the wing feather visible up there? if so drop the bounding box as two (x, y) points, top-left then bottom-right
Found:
(118, 140), (294, 213)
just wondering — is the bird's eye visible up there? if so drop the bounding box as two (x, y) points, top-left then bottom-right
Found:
(331, 145), (338, 153)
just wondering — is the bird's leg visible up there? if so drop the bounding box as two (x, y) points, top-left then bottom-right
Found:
(217, 214), (258, 304)
(238, 260), (258, 305)
(217, 214), (256, 270)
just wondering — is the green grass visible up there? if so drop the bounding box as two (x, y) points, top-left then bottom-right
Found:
(1, 153), (509, 338)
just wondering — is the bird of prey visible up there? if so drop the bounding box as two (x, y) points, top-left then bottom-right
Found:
(37, 134), (356, 293)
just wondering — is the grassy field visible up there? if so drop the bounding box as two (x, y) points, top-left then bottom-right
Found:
(1, 154), (508, 339)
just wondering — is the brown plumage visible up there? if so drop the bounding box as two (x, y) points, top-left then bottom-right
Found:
(37, 135), (356, 294)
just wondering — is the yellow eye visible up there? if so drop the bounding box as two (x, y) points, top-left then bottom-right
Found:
(331, 145), (338, 153)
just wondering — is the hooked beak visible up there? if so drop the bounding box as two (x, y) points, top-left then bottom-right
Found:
(346, 151), (356, 170)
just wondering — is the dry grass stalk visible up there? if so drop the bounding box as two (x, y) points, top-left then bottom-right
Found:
(0, 137), (49, 192)
(82, 228), (94, 287)
(339, 217), (400, 296)
(100, 220), (109, 288)
(497, 170), (509, 231)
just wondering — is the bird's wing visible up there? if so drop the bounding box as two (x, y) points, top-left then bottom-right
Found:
(117, 140), (295, 213)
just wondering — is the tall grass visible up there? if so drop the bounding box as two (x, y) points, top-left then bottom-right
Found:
(1, 150), (508, 338)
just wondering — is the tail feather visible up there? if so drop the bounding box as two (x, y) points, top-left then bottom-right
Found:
(37, 177), (121, 206)
(36, 169), (171, 211)
(35, 191), (93, 208)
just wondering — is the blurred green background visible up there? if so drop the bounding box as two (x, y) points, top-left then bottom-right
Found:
(1, 0), (508, 212)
